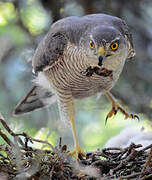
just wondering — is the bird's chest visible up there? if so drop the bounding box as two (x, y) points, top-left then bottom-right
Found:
(70, 73), (114, 99)
(44, 58), (117, 99)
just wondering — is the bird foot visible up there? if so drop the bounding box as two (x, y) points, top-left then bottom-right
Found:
(70, 145), (86, 160)
(105, 102), (139, 124)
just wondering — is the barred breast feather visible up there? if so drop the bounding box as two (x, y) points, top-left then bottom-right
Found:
(43, 43), (114, 100)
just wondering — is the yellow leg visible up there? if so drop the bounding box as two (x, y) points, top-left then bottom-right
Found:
(65, 100), (86, 160)
(70, 115), (86, 159)
(105, 92), (139, 124)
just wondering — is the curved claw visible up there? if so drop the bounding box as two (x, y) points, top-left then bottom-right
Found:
(105, 107), (139, 125)
(105, 92), (139, 124)
(105, 116), (108, 125)
(124, 112), (139, 120)
(131, 114), (140, 121)
(135, 115), (140, 121)
(105, 107), (118, 125)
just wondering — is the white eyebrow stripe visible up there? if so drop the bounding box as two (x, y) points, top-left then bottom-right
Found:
(111, 37), (120, 42)
(90, 34), (93, 39)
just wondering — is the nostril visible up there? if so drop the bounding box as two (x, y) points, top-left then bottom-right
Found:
(98, 55), (103, 66)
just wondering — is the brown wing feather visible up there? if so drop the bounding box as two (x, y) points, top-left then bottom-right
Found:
(32, 33), (67, 73)
(13, 86), (55, 115)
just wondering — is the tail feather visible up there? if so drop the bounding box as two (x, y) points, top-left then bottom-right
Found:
(13, 86), (56, 115)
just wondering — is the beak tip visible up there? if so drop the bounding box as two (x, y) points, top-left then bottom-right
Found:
(98, 55), (103, 66)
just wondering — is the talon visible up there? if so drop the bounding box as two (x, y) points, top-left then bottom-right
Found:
(105, 92), (139, 124)
(105, 109), (115, 125)
(105, 104), (139, 122)
(105, 116), (108, 125)
(126, 113), (139, 120)
(130, 113), (139, 120)
(124, 114), (129, 120)
(105, 107), (118, 125)
(113, 107), (118, 115)
(70, 145), (86, 160)
(134, 114), (139, 121)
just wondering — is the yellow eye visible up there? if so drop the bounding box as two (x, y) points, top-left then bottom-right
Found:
(110, 42), (118, 51)
(89, 40), (95, 49)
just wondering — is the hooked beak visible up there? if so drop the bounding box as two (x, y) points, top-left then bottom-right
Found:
(97, 46), (105, 66)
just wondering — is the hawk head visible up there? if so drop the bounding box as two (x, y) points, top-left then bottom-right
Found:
(80, 25), (135, 71)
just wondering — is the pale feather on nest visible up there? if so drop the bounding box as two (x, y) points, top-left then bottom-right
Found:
(104, 127), (152, 150)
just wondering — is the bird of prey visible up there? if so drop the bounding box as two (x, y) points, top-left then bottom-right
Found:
(14, 14), (137, 159)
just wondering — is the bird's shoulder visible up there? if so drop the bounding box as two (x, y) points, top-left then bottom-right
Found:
(32, 31), (67, 73)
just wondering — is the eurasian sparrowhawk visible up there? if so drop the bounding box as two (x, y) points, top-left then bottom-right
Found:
(14, 14), (138, 159)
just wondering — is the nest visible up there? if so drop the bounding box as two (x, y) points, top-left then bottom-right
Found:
(0, 117), (152, 180)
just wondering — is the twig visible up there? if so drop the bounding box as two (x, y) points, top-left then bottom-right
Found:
(140, 174), (152, 180)
(0, 128), (13, 146)
(140, 147), (152, 178)
(0, 118), (25, 147)
(119, 172), (141, 179)
(140, 144), (152, 152)
(14, 132), (55, 152)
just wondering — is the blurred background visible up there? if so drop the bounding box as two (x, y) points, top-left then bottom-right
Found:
(0, 0), (152, 152)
